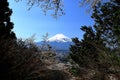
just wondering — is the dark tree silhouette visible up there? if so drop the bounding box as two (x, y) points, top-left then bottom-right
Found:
(0, 1), (69, 80)
(0, 0), (16, 79)
(0, 0), (16, 40)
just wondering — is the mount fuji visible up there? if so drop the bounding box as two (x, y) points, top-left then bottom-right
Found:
(47, 34), (72, 42)
(37, 34), (73, 51)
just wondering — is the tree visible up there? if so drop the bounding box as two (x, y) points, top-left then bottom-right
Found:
(91, 0), (120, 49)
(92, 0), (120, 68)
(0, 1), (42, 80)
(41, 33), (52, 51)
(0, 0), (16, 79)
(0, 1), (69, 80)
(70, 0), (120, 69)
(80, 0), (102, 8)
(15, 0), (106, 17)
(15, 0), (65, 18)
(0, 0), (16, 75)
(25, 34), (36, 44)
(70, 26), (102, 68)
(0, 0), (16, 40)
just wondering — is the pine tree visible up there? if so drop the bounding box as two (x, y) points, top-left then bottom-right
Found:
(0, 0), (16, 79)
(70, 0), (120, 69)
(0, 0), (16, 40)
(92, 0), (120, 49)
(70, 26), (102, 68)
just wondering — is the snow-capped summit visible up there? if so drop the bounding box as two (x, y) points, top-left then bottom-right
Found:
(36, 34), (73, 50)
(47, 34), (72, 42)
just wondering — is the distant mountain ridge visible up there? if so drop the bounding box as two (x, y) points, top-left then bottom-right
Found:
(37, 34), (73, 50)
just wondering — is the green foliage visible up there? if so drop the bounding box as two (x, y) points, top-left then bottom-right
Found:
(92, 0), (120, 48)
(70, 27), (101, 68)
(70, 66), (80, 76)
(70, 0), (120, 71)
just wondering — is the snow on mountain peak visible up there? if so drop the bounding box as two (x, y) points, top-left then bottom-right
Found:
(47, 34), (72, 42)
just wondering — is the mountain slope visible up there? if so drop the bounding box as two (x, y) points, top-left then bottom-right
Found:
(37, 34), (73, 50)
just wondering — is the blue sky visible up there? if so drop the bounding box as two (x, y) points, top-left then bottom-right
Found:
(9, 0), (94, 41)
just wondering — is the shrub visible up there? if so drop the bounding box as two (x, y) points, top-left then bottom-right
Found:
(0, 39), (43, 80)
